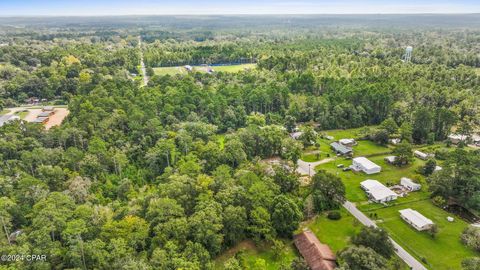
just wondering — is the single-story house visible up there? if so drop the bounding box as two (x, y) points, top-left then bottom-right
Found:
(351, 157), (381, 174)
(414, 150), (431, 160)
(448, 134), (468, 144)
(42, 106), (54, 112)
(290, 132), (303, 140)
(361, 180), (398, 203)
(339, 138), (356, 147)
(330, 142), (353, 156)
(33, 116), (49, 124)
(294, 230), (336, 270)
(384, 156), (397, 164)
(399, 208), (434, 231)
(400, 177), (421, 191)
(0, 115), (20, 127)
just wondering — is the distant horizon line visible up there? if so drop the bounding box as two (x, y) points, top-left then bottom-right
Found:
(1, 12), (479, 18)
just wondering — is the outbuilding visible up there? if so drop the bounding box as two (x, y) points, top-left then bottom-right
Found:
(400, 177), (421, 191)
(351, 157), (381, 174)
(384, 156), (397, 164)
(360, 180), (398, 203)
(399, 208), (434, 231)
(339, 138), (356, 147)
(42, 106), (54, 112)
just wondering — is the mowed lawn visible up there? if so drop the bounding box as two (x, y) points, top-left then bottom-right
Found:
(304, 208), (362, 252)
(214, 239), (297, 269)
(154, 63), (256, 76)
(364, 200), (477, 270)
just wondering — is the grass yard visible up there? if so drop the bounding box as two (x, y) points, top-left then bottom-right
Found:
(214, 239), (297, 270)
(0, 109), (10, 116)
(301, 152), (322, 162)
(321, 126), (374, 140)
(363, 200), (478, 270)
(15, 110), (29, 119)
(316, 154), (428, 202)
(303, 208), (362, 252)
(154, 63), (256, 76)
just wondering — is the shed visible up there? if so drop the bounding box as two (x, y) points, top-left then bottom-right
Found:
(351, 157), (381, 174)
(360, 180), (397, 203)
(384, 156), (397, 164)
(42, 106), (54, 112)
(33, 117), (49, 124)
(294, 230), (336, 270)
(399, 209), (434, 231)
(330, 142), (352, 156)
(38, 111), (54, 117)
(400, 177), (421, 191)
(339, 138), (356, 147)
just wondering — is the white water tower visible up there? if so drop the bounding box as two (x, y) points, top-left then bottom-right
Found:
(404, 46), (413, 62)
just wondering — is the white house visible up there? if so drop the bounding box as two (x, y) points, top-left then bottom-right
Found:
(448, 134), (468, 144)
(414, 150), (430, 160)
(399, 209), (434, 231)
(400, 177), (421, 191)
(339, 138), (356, 147)
(351, 157), (381, 174)
(360, 180), (398, 203)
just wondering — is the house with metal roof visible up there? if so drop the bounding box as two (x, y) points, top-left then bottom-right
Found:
(330, 142), (353, 156)
(351, 157), (381, 174)
(399, 209), (434, 231)
(360, 179), (397, 203)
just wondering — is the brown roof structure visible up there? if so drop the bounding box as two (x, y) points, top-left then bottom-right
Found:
(294, 230), (337, 270)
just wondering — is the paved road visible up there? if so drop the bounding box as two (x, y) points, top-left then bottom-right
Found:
(138, 36), (148, 86)
(296, 158), (333, 176)
(343, 201), (428, 270)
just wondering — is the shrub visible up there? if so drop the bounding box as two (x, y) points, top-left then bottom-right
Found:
(327, 211), (341, 220)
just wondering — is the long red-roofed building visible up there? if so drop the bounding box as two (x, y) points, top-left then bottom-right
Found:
(294, 229), (337, 270)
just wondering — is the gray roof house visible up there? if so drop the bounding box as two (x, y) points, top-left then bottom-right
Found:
(330, 142), (353, 155)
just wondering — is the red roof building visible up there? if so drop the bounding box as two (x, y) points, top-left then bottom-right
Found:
(294, 230), (337, 270)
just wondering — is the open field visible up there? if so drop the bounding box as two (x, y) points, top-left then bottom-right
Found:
(153, 63), (256, 76)
(214, 239), (297, 269)
(0, 109), (9, 116)
(363, 200), (477, 270)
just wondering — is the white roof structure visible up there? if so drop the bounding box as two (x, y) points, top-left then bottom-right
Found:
(385, 156), (397, 163)
(339, 138), (355, 145)
(448, 134), (468, 141)
(360, 180), (397, 202)
(399, 209), (434, 229)
(290, 132), (303, 140)
(434, 166), (443, 172)
(400, 177), (421, 190)
(414, 150), (429, 159)
(353, 157), (380, 171)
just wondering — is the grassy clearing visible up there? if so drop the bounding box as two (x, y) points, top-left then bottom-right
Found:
(214, 239), (297, 269)
(154, 64), (256, 76)
(364, 200), (477, 270)
(15, 110), (29, 119)
(0, 109), (10, 116)
(301, 152), (321, 162)
(303, 208), (362, 252)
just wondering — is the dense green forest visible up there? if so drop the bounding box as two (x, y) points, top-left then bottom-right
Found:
(0, 15), (479, 270)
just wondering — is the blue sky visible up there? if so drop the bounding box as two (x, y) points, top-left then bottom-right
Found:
(0, 0), (479, 16)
